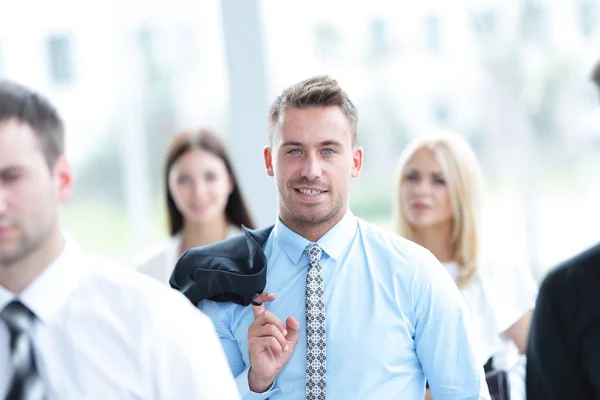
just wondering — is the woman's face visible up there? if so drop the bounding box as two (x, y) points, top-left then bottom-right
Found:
(168, 148), (233, 226)
(399, 148), (453, 231)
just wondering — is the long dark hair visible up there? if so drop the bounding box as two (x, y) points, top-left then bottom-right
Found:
(165, 128), (256, 236)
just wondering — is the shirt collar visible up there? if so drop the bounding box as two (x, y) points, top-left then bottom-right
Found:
(0, 233), (85, 324)
(273, 209), (358, 265)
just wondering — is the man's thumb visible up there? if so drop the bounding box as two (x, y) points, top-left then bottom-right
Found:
(285, 316), (300, 344)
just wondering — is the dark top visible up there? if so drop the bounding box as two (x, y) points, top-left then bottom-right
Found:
(526, 242), (600, 399)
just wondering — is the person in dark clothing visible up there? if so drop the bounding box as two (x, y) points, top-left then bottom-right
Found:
(526, 61), (600, 399)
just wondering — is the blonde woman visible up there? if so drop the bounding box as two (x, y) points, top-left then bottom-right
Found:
(394, 130), (537, 399)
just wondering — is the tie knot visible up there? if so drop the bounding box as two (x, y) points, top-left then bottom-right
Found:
(306, 244), (323, 267)
(1, 300), (36, 333)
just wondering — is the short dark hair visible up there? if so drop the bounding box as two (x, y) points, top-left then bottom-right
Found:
(268, 75), (358, 146)
(165, 129), (256, 236)
(0, 80), (64, 168)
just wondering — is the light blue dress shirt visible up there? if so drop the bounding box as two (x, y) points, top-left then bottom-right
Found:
(200, 211), (490, 399)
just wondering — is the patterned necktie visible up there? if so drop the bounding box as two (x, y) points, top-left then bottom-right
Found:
(305, 244), (326, 400)
(1, 300), (45, 400)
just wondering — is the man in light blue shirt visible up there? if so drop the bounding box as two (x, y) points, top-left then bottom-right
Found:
(200, 75), (490, 399)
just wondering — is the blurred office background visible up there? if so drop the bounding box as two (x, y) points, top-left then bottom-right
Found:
(0, 0), (598, 280)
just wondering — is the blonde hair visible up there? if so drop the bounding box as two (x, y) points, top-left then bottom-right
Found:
(394, 129), (484, 287)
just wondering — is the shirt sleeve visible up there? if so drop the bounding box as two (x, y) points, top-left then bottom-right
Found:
(479, 262), (538, 334)
(150, 293), (241, 399)
(413, 249), (491, 400)
(199, 300), (279, 400)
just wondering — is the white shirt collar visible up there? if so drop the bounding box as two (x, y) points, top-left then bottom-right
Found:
(0, 234), (85, 324)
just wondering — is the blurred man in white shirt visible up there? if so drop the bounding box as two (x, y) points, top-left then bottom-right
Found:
(0, 79), (240, 399)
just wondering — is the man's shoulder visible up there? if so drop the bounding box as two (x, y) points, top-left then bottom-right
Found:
(355, 219), (437, 277)
(131, 237), (177, 270)
(78, 251), (200, 314)
(356, 219), (430, 257)
(540, 242), (600, 298)
(82, 252), (216, 339)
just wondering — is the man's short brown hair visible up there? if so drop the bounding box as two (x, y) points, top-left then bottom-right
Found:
(268, 75), (358, 146)
(0, 80), (64, 168)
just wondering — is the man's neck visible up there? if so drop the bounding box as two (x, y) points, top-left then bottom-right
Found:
(281, 206), (347, 243)
(0, 229), (65, 294)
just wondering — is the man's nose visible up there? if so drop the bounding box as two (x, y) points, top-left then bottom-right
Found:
(301, 154), (322, 181)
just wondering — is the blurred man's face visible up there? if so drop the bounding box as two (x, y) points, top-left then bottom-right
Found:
(0, 119), (71, 267)
(264, 106), (362, 232)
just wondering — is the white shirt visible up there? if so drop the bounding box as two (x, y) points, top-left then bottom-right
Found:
(135, 225), (242, 284)
(443, 261), (538, 400)
(0, 236), (240, 400)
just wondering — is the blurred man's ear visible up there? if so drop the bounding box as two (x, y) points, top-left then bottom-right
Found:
(53, 155), (74, 203)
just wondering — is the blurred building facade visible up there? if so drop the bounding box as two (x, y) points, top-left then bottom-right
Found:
(1, 0), (598, 276)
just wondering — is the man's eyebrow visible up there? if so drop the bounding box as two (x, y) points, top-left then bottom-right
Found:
(281, 141), (303, 147)
(320, 140), (343, 147)
(280, 140), (344, 147)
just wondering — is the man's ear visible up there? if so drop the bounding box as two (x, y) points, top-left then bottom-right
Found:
(264, 146), (274, 177)
(351, 146), (363, 178)
(53, 155), (73, 203)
